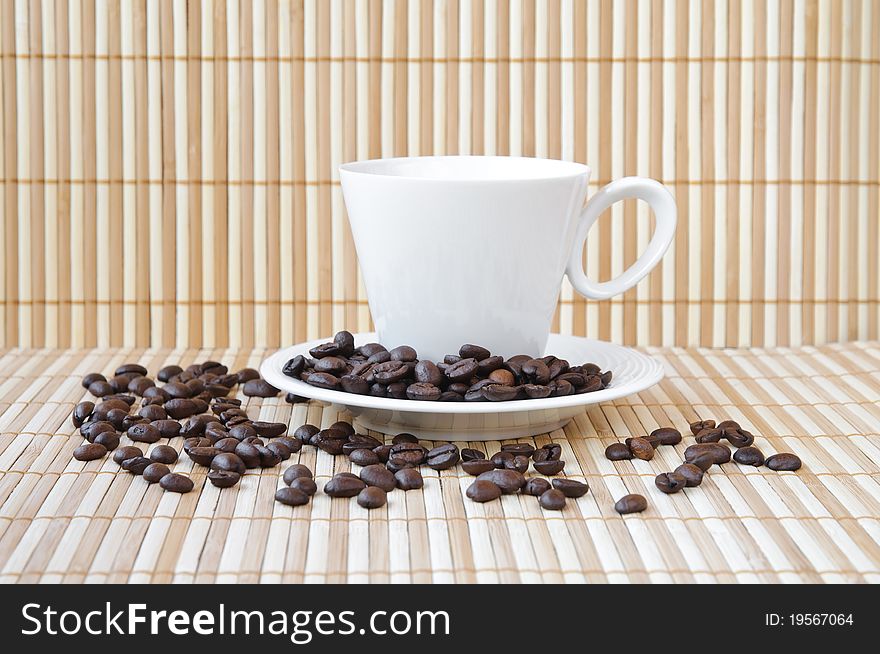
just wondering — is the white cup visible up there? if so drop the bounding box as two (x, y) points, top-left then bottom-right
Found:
(339, 156), (676, 361)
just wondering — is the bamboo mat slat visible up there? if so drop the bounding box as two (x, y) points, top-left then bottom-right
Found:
(0, 343), (878, 583)
(1, 1), (879, 350)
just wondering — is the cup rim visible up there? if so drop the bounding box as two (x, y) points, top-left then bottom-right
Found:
(339, 155), (591, 182)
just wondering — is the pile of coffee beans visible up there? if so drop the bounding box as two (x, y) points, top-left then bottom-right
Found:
(73, 361), (285, 494)
(605, 419), (804, 513)
(285, 331), (613, 402)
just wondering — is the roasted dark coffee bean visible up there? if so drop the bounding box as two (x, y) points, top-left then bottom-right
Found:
(229, 424), (258, 441)
(548, 359), (570, 380)
(283, 465), (313, 485)
(164, 399), (199, 420)
(93, 431), (120, 450)
(128, 423), (161, 444)
(88, 380), (115, 397)
(476, 355), (503, 376)
(371, 361), (409, 384)
(113, 445), (142, 465)
(343, 434), (383, 454)
(684, 443), (731, 465)
(72, 401), (95, 427)
(765, 453), (802, 471)
(394, 468), (423, 490)
(242, 379), (280, 398)
(392, 433), (419, 445)
(115, 363), (147, 377)
(183, 437), (212, 454)
(460, 448), (486, 462)
(521, 384), (552, 399)
(187, 446), (220, 466)
(733, 446), (765, 467)
(234, 443), (262, 468)
(250, 421), (287, 438)
(461, 459), (495, 476)
(340, 375), (370, 395)
(265, 441), (291, 462)
(349, 448), (380, 467)
(500, 443), (535, 456)
(491, 451), (514, 468)
(615, 494), (648, 514)
(551, 478), (589, 498)
(539, 489), (567, 510)
(605, 443), (633, 461)
(257, 445), (281, 468)
(81, 420), (115, 442)
(413, 360), (443, 386)
(476, 469), (526, 494)
(210, 453), (246, 475)
(324, 474), (366, 498)
(208, 469), (241, 488)
(521, 359), (551, 385)
(655, 471), (687, 494)
(523, 478), (552, 496)
(232, 368), (260, 385)
(386, 382), (408, 399)
(406, 382), (441, 401)
(504, 455), (530, 474)
(156, 365), (182, 382)
(627, 437), (655, 461)
(82, 372), (107, 389)
(314, 356), (347, 375)
(481, 384), (519, 401)
(723, 428), (755, 448)
(160, 473), (194, 493)
(389, 442), (427, 466)
(294, 424), (320, 445)
(689, 419), (716, 435)
(332, 330), (355, 356)
(138, 404), (167, 422)
(444, 358), (478, 383)
(142, 463), (171, 484)
(674, 463), (704, 487)
(149, 444), (178, 465)
(426, 444), (460, 470)
(688, 453), (716, 472)
(163, 382), (193, 399)
(717, 420), (740, 430)
(314, 432), (347, 455)
(309, 342), (340, 359)
(466, 479), (502, 502)
(651, 427), (682, 446)
(289, 477), (317, 496)
(359, 464), (397, 492)
(358, 343), (386, 358)
(487, 368), (516, 386)
(151, 420), (181, 440)
(357, 486), (387, 509)
(128, 377), (155, 396)
(143, 386), (171, 403)
(74, 443), (107, 461)
(389, 345), (417, 362)
(459, 344), (491, 361)
(695, 428), (724, 443)
(537, 443), (562, 461)
(549, 379), (574, 397)
(122, 456), (152, 474)
(214, 437), (240, 453)
(109, 375), (137, 393)
(282, 355), (306, 378)
(533, 459), (565, 475)
(104, 408), (128, 431)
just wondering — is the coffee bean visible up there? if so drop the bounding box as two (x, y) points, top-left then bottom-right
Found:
(294, 424), (320, 445)
(521, 359), (551, 385)
(357, 486), (387, 509)
(490, 451), (514, 469)
(533, 460), (565, 476)
(674, 463), (704, 487)
(122, 456), (152, 475)
(74, 443), (107, 461)
(627, 437), (655, 461)
(444, 358), (478, 383)
(477, 356), (503, 376)
(93, 431), (120, 451)
(340, 375), (370, 395)
(523, 478), (552, 496)
(765, 453), (802, 471)
(538, 489), (567, 510)
(72, 401), (95, 428)
(264, 442), (290, 462)
(684, 443), (731, 465)
(81, 420), (115, 442)
(275, 437), (302, 454)
(314, 430), (348, 455)
(688, 453), (716, 472)
(143, 463), (171, 483)
(186, 446), (219, 466)
(413, 360), (443, 386)
(733, 446), (765, 467)
(534, 443), (562, 462)
(461, 459), (495, 476)
(505, 455), (530, 474)
(229, 424), (257, 441)
(236, 368), (261, 383)
(314, 356), (347, 374)
(324, 474), (366, 497)
(285, 393), (309, 404)
(138, 404), (167, 422)
(500, 443), (535, 457)
(458, 344), (490, 361)
(275, 487), (310, 506)
(287, 477), (316, 496)
(651, 427), (682, 446)
(143, 386), (171, 403)
(604, 443), (633, 461)
(723, 428), (755, 448)
(476, 469), (526, 494)
(149, 445), (179, 464)
(655, 471), (687, 494)
(208, 469), (241, 488)
(234, 443), (262, 468)
(388, 345), (417, 362)
(370, 361), (409, 384)
(614, 494), (648, 514)
(349, 448), (380, 467)
(128, 377), (155, 396)
(460, 448), (486, 462)
(113, 445), (142, 465)
(389, 442), (427, 466)
(394, 468), (423, 490)
(482, 384), (519, 401)
(165, 399), (199, 420)
(551, 478), (589, 498)
(210, 453), (246, 475)
(406, 382), (442, 401)
(392, 433), (419, 445)
(283, 464), (313, 485)
(695, 428), (724, 443)
(157, 365), (183, 382)
(689, 419), (716, 435)
(487, 369), (516, 386)
(242, 379), (280, 398)
(522, 384), (552, 399)
(82, 372), (107, 389)
(717, 420), (740, 430)
(359, 464), (397, 492)
(127, 423), (162, 444)
(151, 420), (181, 440)
(466, 479), (502, 502)
(426, 444), (460, 470)
(158, 473), (194, 493)
(245, 421), (284, 439)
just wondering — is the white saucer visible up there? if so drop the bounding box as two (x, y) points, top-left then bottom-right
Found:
(260, 333), (663, 441)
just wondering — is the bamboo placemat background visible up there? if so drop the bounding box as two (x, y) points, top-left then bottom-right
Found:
(1, 0), (879, 350)
(0, 342), (878, 583)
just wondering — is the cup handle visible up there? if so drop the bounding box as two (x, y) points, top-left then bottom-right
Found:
(565, 176), (677, 300)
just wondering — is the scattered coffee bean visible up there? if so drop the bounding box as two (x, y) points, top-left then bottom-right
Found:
(522, 478), (552, 496)
(324, 474), (366, 498)
(143, 463), (171, 484)
(265, 442), (291, 461)
(674, 463), (704, 487)
(242, 379), (279, 398)
(765, 453), (802, 471)
(533, 460), (565, 476)
(466, 480), (502, 502)
(113, 446), (142, 465)
(723, 428), (755, 448)
(122, 456), (152, 475)
(717, 420), (740, 430)
(251, 421), (287, 438)
(615, 494), (648, 514)
(689, 419), (716, 435)
(275, 487), (310, 506)
(127, 423), (162, 444)
(289, 477), (318, 496)
(500, 443), (536, 457)
(461, 459), (496, 476)
(655, 471), (687, 494)
(357, 486), (387, 509)
(734, 446), (765, 467)
(605, 443), (633, 461)
(627, 437), (655, 461)
(651, 427), (682, 446)
(695, 428), (724, 443)
(394, 468), (424, 490)
(72, 401), (95, 428)
(505, 455), (530, 474)
(538, 489), (566, 510)
(93, 431), (120, 450)
(684, 443), (731, 465)
(236, 368), (261, 383)
(551, 478), (589, 498)
(208, 469), (241, 488)
(476, 469), (526, 494)
(426, 444), (460, 470)
(349, 448), (380, 466)
(283, 464), (313, 485)
(359, 464), (397, 492)
(533, 443), (562, 462)
(210, 453), (246, 475)
(73, 443), (107, 461)
(82, 372), (107, 389)
(460, 448), (486, 462)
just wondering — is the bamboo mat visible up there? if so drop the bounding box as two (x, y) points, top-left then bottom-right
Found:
(0, 342), (879, 584)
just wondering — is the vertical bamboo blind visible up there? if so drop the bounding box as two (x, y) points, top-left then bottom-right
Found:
(0, 0), (878, 350)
